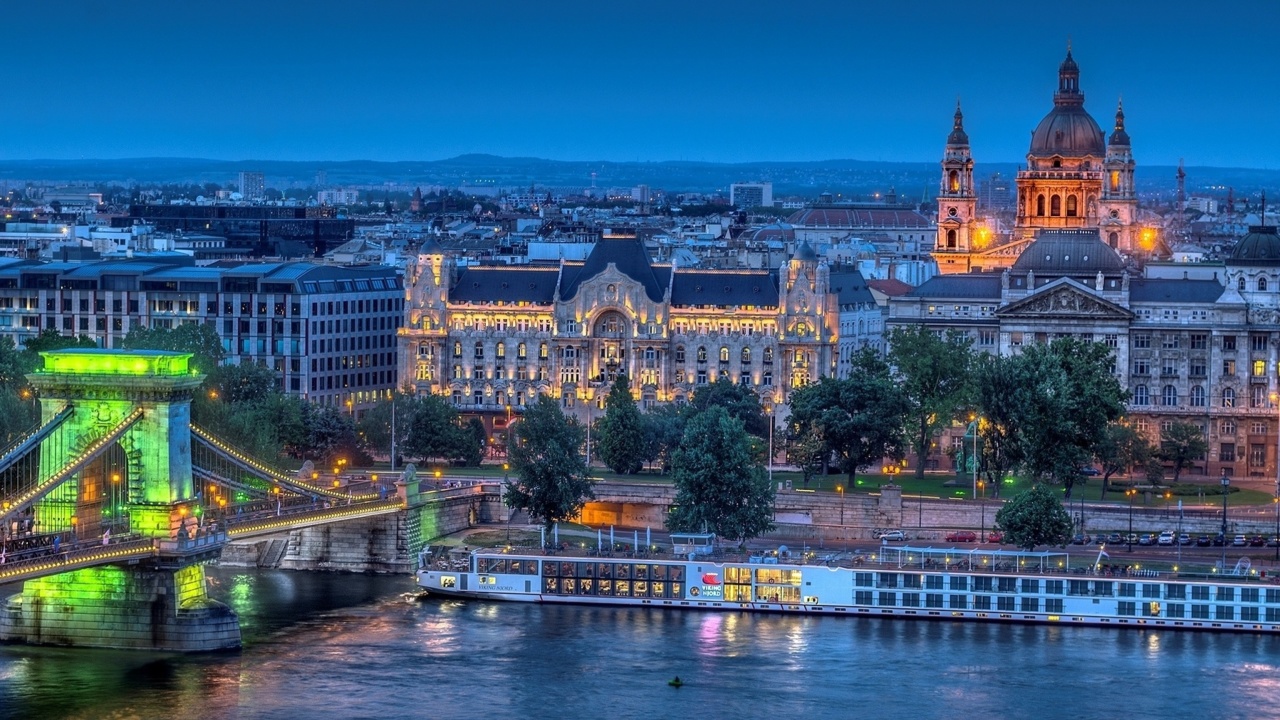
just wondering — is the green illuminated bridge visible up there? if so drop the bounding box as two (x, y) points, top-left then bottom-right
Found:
(0, 350), (481, 652)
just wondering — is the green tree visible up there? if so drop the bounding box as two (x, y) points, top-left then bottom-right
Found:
(786, 424), (826, 489)
(973, 353), (1026, 499)
(121, 323), (225, 373)
(642, 403), (685, 473)
(505, 395), (593, 532)
(402, 394), (467, 463)
(788, 350), (909, 483)
(667, 406), (774, 544)
(595, 374), (646, 474)
(461, 417), (487, 467)
(687, 376), (769, 437)
(23, 329), (96, 356)
(207, 363), (280, 404)
(1094, 421), (1151, 499)
(1017, 338), (1127, 499)
(1144, 456), (1166, 487)
(355, 392), (414, 461)
(1158, 421), (1208, 483)
(887, 325), (974, 479)
(993, 483), (1073, 551)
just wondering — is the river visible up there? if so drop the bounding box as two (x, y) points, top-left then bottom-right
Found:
(0, 567), (1278, 720)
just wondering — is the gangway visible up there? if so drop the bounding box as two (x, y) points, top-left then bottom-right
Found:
(0, 407), (144, 523)
(0, 405), (74, 476)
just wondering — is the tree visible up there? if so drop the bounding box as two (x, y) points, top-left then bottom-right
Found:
(788, 350), (909, 483)
(993, 484), (1073, 551)
(206, 363), (280, 405)
(667, 406), (774, 544)
(23, 329), (96, 356)
(1158, 421), (1207, 483)
(641, 404), (685, 473)
(402, 394), (467, 463)
(887, 325), (974, 479)
(461, 417), (486, 467)
(1094, 421), (1151, 499)
(1017, 338), (1127, 499)
(595, 374), (646, 474)
(355, 392), (414, 460)
(972, 353), (1027, 499)
(505, 395), (593, 532)
(686, 376), (769, 437)
(121, 323), (224, 373)
(786, 424), (826, 488)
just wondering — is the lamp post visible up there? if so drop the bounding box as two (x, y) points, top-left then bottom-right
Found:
(978, 480), (986, 543)
(504, 463), (511, 543)
(1221, 472), (1230, 570)
(836, 485), (844, 525)
(766, 404), (774, 487)
(1273, 496), (1279, 562)
(968, 416), (979, 499)
(1126, 488), (1136, 552)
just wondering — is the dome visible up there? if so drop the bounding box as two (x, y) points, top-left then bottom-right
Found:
(1108, 100), (1130, 147)
(947, 102), (969, 145)
(1228, 226), (1280, 265)
(1028, 49), (1106, 158)
(794, 241), (818, 262)
(1011, 230), (1125, 275)
(1029, 105), (1106, 157)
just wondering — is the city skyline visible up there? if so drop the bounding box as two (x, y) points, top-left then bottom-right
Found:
(3, 1), (1278, 168)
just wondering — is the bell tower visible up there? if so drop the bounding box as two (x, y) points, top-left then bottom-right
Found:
(935, 101), (977, 274)
(1100, 99), (1137, 252)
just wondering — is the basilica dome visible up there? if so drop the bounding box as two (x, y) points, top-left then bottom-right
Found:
(1011, 229), (1124, 275)
(1028, 50), (1106, 158)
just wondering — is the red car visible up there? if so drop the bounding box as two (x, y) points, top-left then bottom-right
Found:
(987, 531), (1004, 543)
(946, 530), (978, 543)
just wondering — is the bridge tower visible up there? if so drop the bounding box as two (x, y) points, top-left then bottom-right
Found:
(1, 350), (240, 651)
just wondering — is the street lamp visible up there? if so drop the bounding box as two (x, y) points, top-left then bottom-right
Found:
(1126, 488), (1136, 552)
(978, 480), (986, 542)
(967, 415), (979, 499)
(504, 463), (512, 543)
(1273, 496), (1279, 562)
(1221, 472), (1231, 570)
(836, 485), (844, 525)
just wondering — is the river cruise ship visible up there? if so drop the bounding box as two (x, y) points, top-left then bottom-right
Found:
(417, 542), (1280, 633)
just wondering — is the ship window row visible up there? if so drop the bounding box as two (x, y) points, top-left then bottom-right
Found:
(543, 577), (683, 599)
(542, 561), (685, 582)
(855, 592), (1066, 614)
(477, 558), (539, 575)
(855, 575), (1280, 604)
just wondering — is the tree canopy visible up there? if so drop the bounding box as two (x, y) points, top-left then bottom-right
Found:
(1158, 421), (1207, 483)
(504, 395), (594, 532)
(994, 483), (1074, 551)
(1094, 421), (1152, 499)
(667, 406), (774, 544)
(595, 374), (646, 474)
(887, 326), (974, 479)
(687, 376), (769, 437)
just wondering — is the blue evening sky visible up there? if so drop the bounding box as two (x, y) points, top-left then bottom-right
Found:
(3, 0), (1277, 167)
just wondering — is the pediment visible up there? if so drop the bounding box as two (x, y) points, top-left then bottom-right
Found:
(998, 281), (1132, 319)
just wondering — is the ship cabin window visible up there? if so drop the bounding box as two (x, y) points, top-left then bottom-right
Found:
(540, 561), (685, 599)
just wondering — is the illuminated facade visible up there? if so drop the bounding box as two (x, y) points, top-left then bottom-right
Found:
(399, 236), (838, 431)
(934, 49), (1141, 274)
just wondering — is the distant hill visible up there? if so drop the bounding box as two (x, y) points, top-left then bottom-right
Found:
(0, 156), (1273, 198)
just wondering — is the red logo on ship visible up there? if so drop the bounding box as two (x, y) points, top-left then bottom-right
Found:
(701, 572), (721, 585)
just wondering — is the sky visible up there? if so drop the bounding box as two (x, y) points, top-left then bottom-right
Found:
(3, 0), (1279, 167)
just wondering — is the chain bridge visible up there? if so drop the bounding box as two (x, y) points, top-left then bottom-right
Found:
(0, 350), (499, 652)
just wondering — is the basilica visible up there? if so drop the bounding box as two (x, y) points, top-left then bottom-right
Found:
(933, 49), (1140, 274)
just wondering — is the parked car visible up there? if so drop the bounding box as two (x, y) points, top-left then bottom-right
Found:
(1107, 533), (1123, 544)
(1232, 534), (1248, 547)
(1196, 535), (1212, 547)
(1250, 535), (1267, 547)
(1138, 533), (1156, 546)
(1071, 533), (1091, 545)
(1126, 533), (1140, 546)
(1157, 531), (1175, 546)
(945, 530), (978, 543)
(878, 530), (907, 542)
(1268, 536), (1280, 548)
(1213, 534), (1226, 546)
(987, 531), (1004, 543)
(1179, 533), (1193, 545)
(1079, 466), (1101, 476)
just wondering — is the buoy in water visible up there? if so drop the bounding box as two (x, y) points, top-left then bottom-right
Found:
(668, 676), (683, 688)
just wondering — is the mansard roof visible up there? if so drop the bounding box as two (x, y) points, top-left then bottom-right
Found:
(560, 237), (665, 303)
(786, 207), (931, 229)
(450, 266), (560, 304)
(829, 270), (876, 307)
(670, 270), (779, 307)
(1128, 278), (1224, 304)
(906, 274), (1003, 300)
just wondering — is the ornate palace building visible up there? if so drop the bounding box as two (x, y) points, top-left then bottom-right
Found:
(398, 235), (837, 438)
(934, 49), (1141, 274)
(891, 225), (1280, 481)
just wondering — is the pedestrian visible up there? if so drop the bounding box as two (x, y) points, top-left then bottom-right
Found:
(53, 535), (61, 554)
(102, 528), (110, 546)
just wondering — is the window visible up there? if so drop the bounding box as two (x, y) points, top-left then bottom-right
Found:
(675, 346), (686, 363)
(719, 346), (729, 363)
(1190, 386), (1206, 407)
(1239, 277), (1247, 291)
(697, 347), (707, 363)
(1253, 385), (1267, 408)
(1066, 194), (1078, 216)
(1223, 359), (1236, 376)
(1190, 334), (1207, 350)
(1104, 334), (1119, 348)
(1162, 335), (1180, 349)
(1133, 385), (1149, 406)
(1221, 419), (1237, 435)
(1223, 336), (1237, 351)
(1261, 279), (1270, 292)
(1251, 421), (1267, 435)
(1251, 444), (1267, 467)
(1162, 385), (1178, 407)
(1133, 360), (1150, 376)
(453, 342), (462, 358)
(1050, 194), (1061, 216)
(1190, 361), (1206, 377)
(1133, 335), (1151, 349)
(518, 343), (527, 359)
(1253, 334), (1270, 352)
(1220, 443), (1237, 463)
(496, 342), (505, 359)
(1036, 194), (1046, 216)
(474, 342), (484, 359)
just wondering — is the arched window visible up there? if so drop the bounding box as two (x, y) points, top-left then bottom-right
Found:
(517, 343), (527, 359)
(1260, 278), (1269, 292)
(1133, 385), (1149, 406)
(496, 342), (505, 359)
(1050, 194), (1062, 216)
(1190, 385), (1206, 407)
(453, 342), (462, 358)
(946, 229), (957, 249)
(538, 342), (548, 359)
(1109, 232), (1119, 249)
(948, 170), (959, 193)
(697, 347), (708, 363)
(418, 341), (431, 357)
(452, 365), (462, 379)
(719, 346), (730, 363)
(1036, 194), (1046, 216)
(1110, 170), (1120, 192)
(1223, 387), (1236, 408)
(1066, 195), (1078, 216)
(1162, 385), (1179, 407)
(741, 347), (751, 364)
(675, 346), (685, 363)
(1238, 277), (1247, 291)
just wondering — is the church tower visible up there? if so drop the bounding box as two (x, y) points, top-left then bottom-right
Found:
(1100, 100), (1137, 251)
(935, 101), (977, 274)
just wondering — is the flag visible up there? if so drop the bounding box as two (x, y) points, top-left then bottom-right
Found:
(1099, 549), (1109, 559)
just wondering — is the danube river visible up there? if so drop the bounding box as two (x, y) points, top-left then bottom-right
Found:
(1, 568), (1278, 719)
